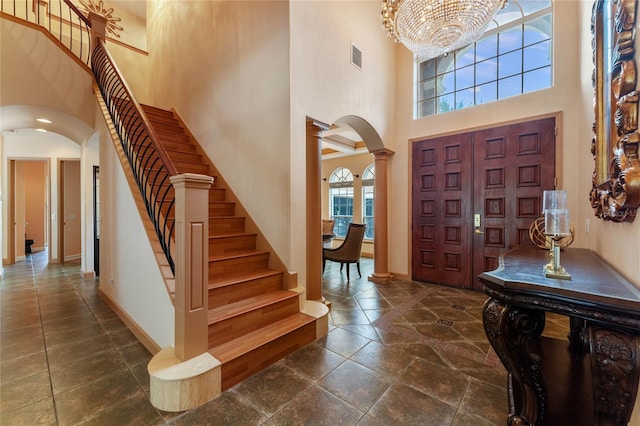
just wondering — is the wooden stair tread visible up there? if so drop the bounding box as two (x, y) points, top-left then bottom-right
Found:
(209, 269), (282, 289)
(209, 249), (266, 261)
(208, 290), (298, 323)
(209, 232), (255, 239)
(209, 313), (315, 363)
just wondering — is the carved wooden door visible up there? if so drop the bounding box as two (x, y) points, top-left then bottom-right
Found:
(411, 132), (473, 287)
(411, 117), (556, 289)
(471, 118), (555, 289)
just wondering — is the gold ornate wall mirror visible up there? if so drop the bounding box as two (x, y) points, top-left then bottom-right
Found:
(590, 0), (640, 222)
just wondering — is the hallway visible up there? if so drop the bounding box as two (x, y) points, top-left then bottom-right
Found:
(0, 252), (570, 425)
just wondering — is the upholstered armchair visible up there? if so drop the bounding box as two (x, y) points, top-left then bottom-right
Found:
(322, 223), (366, 281)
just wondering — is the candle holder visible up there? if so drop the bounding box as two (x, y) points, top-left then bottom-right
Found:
(542, 191), (571, 280)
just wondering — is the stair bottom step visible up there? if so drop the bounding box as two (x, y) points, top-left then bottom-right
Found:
(209, 313), (316, 389)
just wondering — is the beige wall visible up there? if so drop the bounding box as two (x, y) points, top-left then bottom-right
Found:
(290, 0), (396, 283)
(146, 1), (292, 264)
(0, 18), (94, 125)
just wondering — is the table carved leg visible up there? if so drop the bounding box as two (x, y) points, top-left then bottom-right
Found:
(589, 326), (640, 426)
(483, 298), (546, 426)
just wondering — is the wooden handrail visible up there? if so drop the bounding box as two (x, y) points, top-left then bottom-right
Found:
(92, 36), (179, 272)
(62, 0), (90, 27)
(93, 37), (178, 176)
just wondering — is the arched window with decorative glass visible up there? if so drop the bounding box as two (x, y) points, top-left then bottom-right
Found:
(329, 167), (354, 238)
(362, 164), (375, 240)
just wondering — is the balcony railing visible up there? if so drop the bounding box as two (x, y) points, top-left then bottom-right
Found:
(1, 0), (92, 66)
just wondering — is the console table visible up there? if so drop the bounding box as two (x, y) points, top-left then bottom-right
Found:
(478, 247), (640, 425)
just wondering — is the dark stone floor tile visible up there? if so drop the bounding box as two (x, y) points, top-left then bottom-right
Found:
(330, 298), (360, 310)
(54, 369), (143, 426)
(459, 378), (508, 425)
(284, 342), (346, 381)
(235, 362), (312, 415)
(270, 385), (363, 426)
(451, 320), (488, 342)
(107, 326), (141, 347)
(319, 328), (371, 358)
(396, 343), (448, 366)
(118, 340), (153, 368)
(339, 324), (382, 341)
(367, 382), (456, 425)
(0, 328), (46, 360)
(43, 322), (107, 349)
(356, 298), (393, 310)
(0, 370), (52, 413)
(398, 357), (470, 406)
(419, 295), (457, 309)
(0, 397), (57, 426)
(351, 340), (415, 377)
(318, 360), (392, 412)
(46, 332), (114, 369)
(50, 348), (129, 394)
(451, 411), (496, 426)
(430, 306), (478, 323)
(0, 349), (48, 383)
(75, 390), (164, 426)
(331, 308), (372, 326)
(414, 322), (465, 342)
(362, 309), (389, 323)
(130, 359), (152, 395)
(168, 390), (265, 425)
(459, 366), (508, 390)
(401, 306), (438, 323)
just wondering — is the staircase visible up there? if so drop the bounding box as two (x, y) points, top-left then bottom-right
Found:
(141, 105), (319, 390)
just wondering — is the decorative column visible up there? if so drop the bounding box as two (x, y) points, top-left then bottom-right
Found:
(306, 118), (329, 302)
(170, 173), (213, 361)
(369, 148), (394, 283)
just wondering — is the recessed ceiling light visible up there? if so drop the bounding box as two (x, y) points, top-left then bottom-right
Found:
(36, 118), (52, 124)
(35, 128), (48, 133)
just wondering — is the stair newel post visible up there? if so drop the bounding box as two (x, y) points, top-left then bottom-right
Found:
(171, 173), (214, 361)
(369, 148), (395, 283)
(88, 12), (107, 49)
(306, 118), (329, 303)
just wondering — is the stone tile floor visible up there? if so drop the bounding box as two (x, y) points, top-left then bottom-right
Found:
(0, 252), (570, 425)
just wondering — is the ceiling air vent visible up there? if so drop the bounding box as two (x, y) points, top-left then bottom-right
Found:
(351, 44), (362, 70)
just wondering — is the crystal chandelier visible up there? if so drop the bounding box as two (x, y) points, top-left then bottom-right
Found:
(381, 0), (508, 59)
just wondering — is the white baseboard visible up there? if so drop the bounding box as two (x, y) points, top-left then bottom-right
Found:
(64, 254), (81, 261)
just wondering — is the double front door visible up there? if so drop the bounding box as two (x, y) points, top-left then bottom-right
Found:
(411, 117), (556, 289)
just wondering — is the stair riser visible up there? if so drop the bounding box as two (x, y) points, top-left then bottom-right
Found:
(208, 297), (299, 348)
(210, 203), (236, 217)
(173, 163), (210, 174)
(209, 235), (256, 255)
(165, 151), (203, 163)
(154, 130), (190, 144)
(210, 217), (245, 235)
(209, 188), (226, 202)
(147, 120), (184, 133)
(208, 273), (283, 309)
(209, 253), (269, 277)
(219, 322), (316, 390)
(159, 139), (197, 152)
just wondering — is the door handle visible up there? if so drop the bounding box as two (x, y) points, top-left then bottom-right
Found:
(474, 213), (484, 234)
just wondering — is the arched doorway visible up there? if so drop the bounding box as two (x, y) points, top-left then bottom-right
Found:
(306, 115), (394, 302)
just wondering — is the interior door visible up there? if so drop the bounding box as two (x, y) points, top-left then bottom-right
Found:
(472, 117), (556, 289)
(411, 117), (556, 289)
(411, 132), (473, 287)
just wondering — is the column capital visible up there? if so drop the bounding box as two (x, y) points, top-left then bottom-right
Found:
(371, 148), (395, 158)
